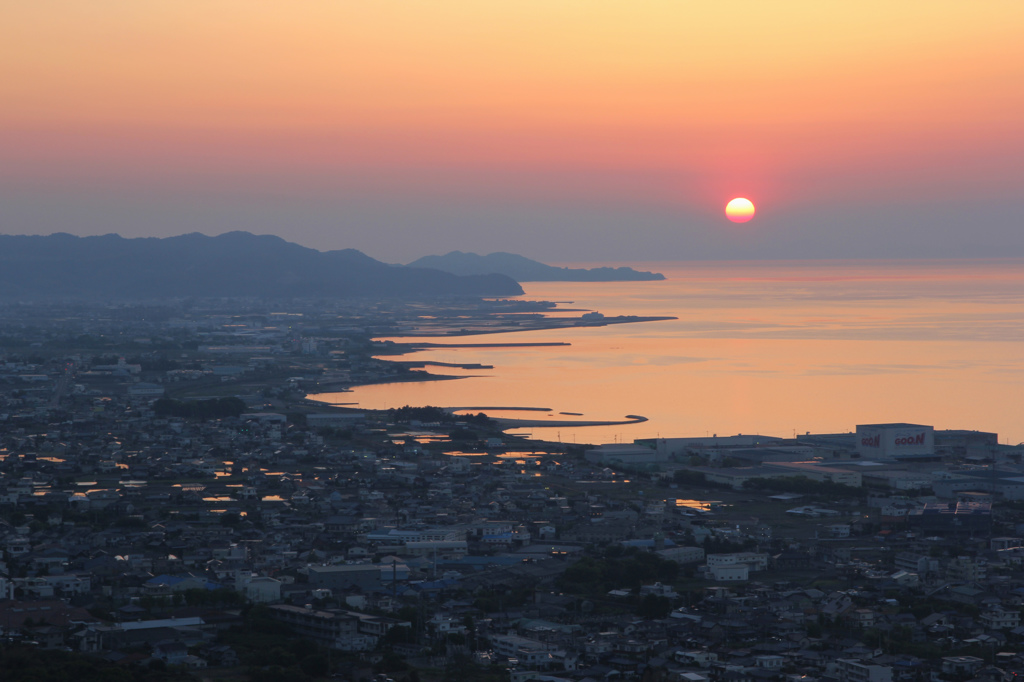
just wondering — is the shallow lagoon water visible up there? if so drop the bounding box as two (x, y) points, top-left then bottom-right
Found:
(312, 260), (1024, 446)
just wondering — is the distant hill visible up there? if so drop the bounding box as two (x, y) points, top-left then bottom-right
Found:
(407, 251), (665, 282)
(0, 232), (523, 300)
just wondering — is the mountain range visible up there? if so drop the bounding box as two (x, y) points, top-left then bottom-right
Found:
(408, 251), (665, 281)
(0, 232), (523, 300)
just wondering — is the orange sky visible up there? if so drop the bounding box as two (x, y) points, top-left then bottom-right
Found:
(2, 1), (1023, 259)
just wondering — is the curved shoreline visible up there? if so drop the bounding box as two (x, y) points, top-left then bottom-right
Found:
(306, 310), (674, 429)
(449, 406), (647, 429)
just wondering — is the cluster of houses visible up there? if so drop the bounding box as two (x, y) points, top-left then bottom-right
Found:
(1, 306), (1024, 680)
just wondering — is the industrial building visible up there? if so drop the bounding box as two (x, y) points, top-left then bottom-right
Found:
(307, 564), (381, 592)
(907, 500), (992, 536)
(855, 423), (935, 459)
(583, 443), (667, 466)
(644, 434), (784, 458)
(764, 462), (863, 487)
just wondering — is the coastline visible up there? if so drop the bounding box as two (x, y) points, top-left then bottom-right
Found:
(305, 309), (677, 429)
(488, 414), (648, 429)
(379, 314), (677, 338)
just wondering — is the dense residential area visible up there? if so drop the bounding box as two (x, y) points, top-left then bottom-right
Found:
(1, 301), (1024, 682)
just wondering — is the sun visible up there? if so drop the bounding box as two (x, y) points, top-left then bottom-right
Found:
(725, 197), (756, 223)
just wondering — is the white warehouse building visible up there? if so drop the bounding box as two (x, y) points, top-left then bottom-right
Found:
(856, 423), (934, 458)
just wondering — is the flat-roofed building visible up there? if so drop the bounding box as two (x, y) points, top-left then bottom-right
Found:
(684, 465), (785, 490)
(836, 658), (892, 682)
(708, 564), (748, 581)
(723, 447), (817, 466)
(934, 470), (1024, 501)
(402, 540), (467, 560)
(935, 429), (998, 457)
(644, 434), (784, 458)
(941, 657), (984, 677)
(706, 552), (769, 571)
(584, 444), (667, 466)
(127, 382), (165, 397)
(268, 604), (358, 643)
(657, 546), (705, 564)
(991, 537), (1023, 551)
(765, 462), (863, 487)
(894, 552), (939, 576)
(980, 606), (1020, 630)
(308, 565), (381, 592)
(856, 423), (934, 459)
(244, 576), (282, 604)
(306, 413), (366, 427)
(908, 502), (991, 535)
(492, 634), (555, 667)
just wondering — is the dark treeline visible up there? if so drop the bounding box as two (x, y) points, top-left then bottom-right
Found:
(387, 405), (493, 427)
(153, 397), (247, 420)
(558, 546), (679, 595)
(0, 644), (194, 682)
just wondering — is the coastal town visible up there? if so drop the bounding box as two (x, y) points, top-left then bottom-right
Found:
(1, 300), (1023, 682)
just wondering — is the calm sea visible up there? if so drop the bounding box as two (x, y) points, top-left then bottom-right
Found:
(311, 259), (1024, 446)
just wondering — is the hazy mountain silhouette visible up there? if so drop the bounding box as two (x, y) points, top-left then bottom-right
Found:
(407, 251), (665, 281)
(0, 232), (523, 299)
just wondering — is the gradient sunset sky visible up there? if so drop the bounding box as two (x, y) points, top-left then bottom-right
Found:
(3, 1), (1023, 262)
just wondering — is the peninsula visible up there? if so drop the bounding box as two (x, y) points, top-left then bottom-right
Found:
(407, 250), (666, 281)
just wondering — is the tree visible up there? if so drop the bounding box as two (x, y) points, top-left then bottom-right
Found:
(300, 654), (329, 677)
(636, 594), (672, 619)
(374, 651), (409, 674)
(153, 396), (247, 420)
(558, 547), (679, 595)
